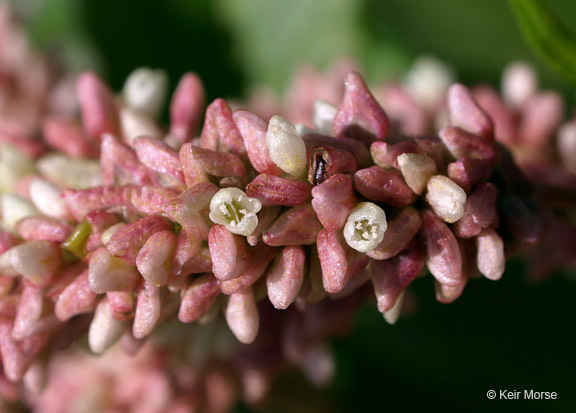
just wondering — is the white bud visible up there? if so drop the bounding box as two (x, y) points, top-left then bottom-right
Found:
(383, 291), (405, 325)
(1, 193), (39, 232)
(426, 175), (466, 223)
(209, 188), (261, 236)
(123, 67), (168, 117)
(313, 99), (337, 134)
(404, 56), (455, 109)
(344, 202), (387, 253)
(502, 62), (537, 108)
(29, 178), (69, 220)
(266, 115), (307, 178)
(120, 107), (163, 145)
(476, 228), (505, 281)
(88, 248), (139, 294)
(88, 298), (126, 354)
(36, 153), (102, 189)
(0, 143), (35, 193)
(9, 241), (60, 285)
(397, 153), (437, 195)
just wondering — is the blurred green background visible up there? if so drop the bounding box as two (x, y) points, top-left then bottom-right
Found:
(10, 0), (576, 411)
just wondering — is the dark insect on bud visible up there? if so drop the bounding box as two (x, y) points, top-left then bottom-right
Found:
(313, 154), (327, 185)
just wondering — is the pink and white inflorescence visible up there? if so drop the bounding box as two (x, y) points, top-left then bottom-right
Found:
(1, 6), (576, 411)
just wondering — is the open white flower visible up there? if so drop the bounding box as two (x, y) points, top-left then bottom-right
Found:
(426, 175), (467, 223)
(122, 67), (168, 117)
(266, 115), (307, 178)
(344, 202), (388, 253)
(209, 188), (262, 236)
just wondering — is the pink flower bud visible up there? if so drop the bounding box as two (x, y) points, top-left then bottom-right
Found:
(136, 230), (176, 287)
(246, 206), (281, 246)
(106, 290), (135, 321)
(55, 270), (98, 321)
(370, 243), (424, 312)
(438, 126), (495, 160)
(169, 72), (205, 144)
(220, 246), (277, 295)
(421, 210), (463, 286)
(447, 83), (493, 140)
(453, 182), (498, 238)
(371, 140), (424, 170)
(447, 156), (493, 193)
(246, 174), (311, 207)
(124, 186), (177, 216)
(12, 284), (45, 341)
(77, 72), (120, 140)
(333, 71), (389, 144)
(262, 203), (322, 246)
(15, 217), (73, 243)
(317, 229), (348, 294)
(225, 289), (259, 344)
(518, 91), (564, 148)
(201, 99), (246, 157)
(133, 282), (161, 339)
(473, 85), (516, 145)
(42, 118), (98, 158)
(208, 224), (250, 281)
(266, 246), (306, 309)
(106, 215), (172, 264)
(189, 146), (246, 178)
(133, 136), (184, 184)
(367, 207), (422, 260)
(178, 273), (221, 323)
(100, 134), (154, 186)
(178, 142), (209, 187)
(354, 166), (416, 208)
(63, 185), (127, 221)
(233, 109), (283, 176)
(88, 247), (139, 293)
(0, 319), (48, 382)
(311, 174), (356, 231)
(476, 228), (505, 280)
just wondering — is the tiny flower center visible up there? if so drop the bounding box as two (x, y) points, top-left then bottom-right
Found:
(219, 201), (247, 226)
(354, 219), (379, 241)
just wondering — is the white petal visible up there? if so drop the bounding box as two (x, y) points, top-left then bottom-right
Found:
(1, 193), (39, 232)
(397, 153), (437, 195)
(88, 298), (126, 354)
(313, 99), (337, 135)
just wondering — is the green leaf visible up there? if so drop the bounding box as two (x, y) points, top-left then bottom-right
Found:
(510, 0), (576, 84)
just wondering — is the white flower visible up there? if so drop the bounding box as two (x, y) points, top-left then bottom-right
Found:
(426, 175), (466, 223)
(1, 193), (39, 233)
(266, 115), (307, 178)
(404, 56), (455, 109)
(344, 202), (388, 253)
(209, 188), (262, 236)
(122, 67), (168, 117)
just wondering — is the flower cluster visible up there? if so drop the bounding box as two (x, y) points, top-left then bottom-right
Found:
(1, 6), (576, 410)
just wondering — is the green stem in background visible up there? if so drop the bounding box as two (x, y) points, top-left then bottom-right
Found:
(509, 0), (576, 84)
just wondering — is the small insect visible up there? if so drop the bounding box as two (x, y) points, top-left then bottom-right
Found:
(313, 154), (327, 185)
